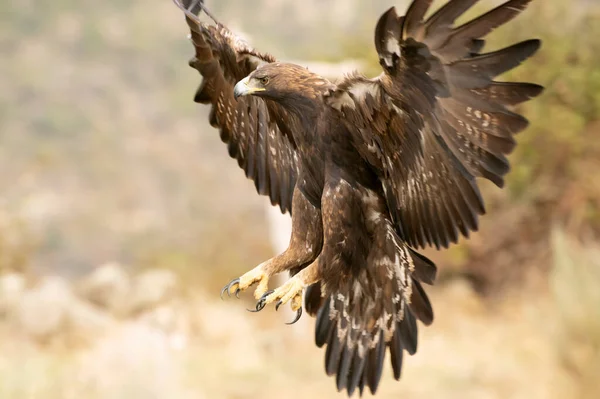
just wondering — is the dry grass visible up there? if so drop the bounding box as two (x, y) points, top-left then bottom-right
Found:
(1, 229), (597, 398)
(0, 274), (579, 399)
(550, 228), (600, 399)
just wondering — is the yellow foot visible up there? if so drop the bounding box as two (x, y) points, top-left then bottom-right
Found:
(252, 276), (305, 324)
(220, 262), (270, 300)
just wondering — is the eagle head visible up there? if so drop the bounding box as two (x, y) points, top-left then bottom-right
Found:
(233, 62), (330, 105)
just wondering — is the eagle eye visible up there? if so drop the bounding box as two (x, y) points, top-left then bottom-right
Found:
(258, 76), (269, 85)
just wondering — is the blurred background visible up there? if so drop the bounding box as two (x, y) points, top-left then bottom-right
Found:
(1, 0), (599, 398)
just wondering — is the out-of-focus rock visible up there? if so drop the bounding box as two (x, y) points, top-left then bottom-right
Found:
(68, 297), (116, 339)
(442, 278), (484, 315)
(73, 322), (200, 399)
(14, 275), (116, 342)
(193, 299), (255, 342)
(0, 272), (26, 317)
(15, 276), (73, 340)
(193, 299), (265, 371)
(126, 269), (178, 315)
(139, 303), (180, 333)
(138, 301), (190, 350)
(76, 262), (130, 315)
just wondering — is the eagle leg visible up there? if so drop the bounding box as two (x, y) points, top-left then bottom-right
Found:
(221, 188), (323, 303)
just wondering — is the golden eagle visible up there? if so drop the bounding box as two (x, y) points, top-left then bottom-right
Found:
(172, 0), (542, 395)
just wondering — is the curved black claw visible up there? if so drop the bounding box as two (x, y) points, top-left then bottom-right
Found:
(248, 290), (274, 313)
(275, 300), (283, 312)
(220, 278), (240, 300)
(286, 307), (303, 325)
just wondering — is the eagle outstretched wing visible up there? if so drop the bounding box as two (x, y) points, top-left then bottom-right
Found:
(326, 0), (542, 249)
(175, 0), (300, 213)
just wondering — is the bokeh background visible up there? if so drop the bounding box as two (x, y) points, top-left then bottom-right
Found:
(1, 0), (599, 398)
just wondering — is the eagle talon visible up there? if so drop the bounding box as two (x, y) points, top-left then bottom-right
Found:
(252, 289), (275, 312)
(286, 307), (303, 325)
(220, 278), (240, 300)
(220, 263), (271, 301)
(258, 289), (275, 303)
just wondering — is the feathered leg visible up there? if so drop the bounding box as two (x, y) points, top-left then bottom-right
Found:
(221, 186), (323, 301)
(251, 176), (370, 322)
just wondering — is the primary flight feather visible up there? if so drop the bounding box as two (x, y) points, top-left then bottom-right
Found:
(171, 0), (542, 395)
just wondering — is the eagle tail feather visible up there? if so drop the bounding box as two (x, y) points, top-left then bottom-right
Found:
(314, 230), (435, 396)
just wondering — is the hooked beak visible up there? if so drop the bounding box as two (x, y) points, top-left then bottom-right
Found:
(233, 76), (265, 99)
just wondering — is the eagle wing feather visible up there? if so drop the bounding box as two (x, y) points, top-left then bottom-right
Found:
(175, 0), (300, 213)
(326, 0), (543, 249)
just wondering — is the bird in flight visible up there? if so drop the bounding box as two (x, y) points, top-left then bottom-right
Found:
(171, 0), (542, 395)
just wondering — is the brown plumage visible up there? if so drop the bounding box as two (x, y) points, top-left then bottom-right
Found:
(171, 0), (542, 396)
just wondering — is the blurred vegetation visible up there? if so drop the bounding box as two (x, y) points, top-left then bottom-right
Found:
(460, 0), (600, 292)
(551, 228), (600, 399)
(0, 214), (35, 274)
(1, 0), (276, 288)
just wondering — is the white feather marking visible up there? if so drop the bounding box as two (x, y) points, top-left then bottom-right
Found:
(349, 81), (377, 100)
(391, 103), (405, 116)
(362, 190), (379, 206)
(386, 37), (400, 56)
(367, 209), (382, 223)
(305, 242), (313, 253)
(352, 280), (363, 298)
(329, 297), (339, 320)
(329, 91), (355, 111)
(367, 141), (378, 153)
